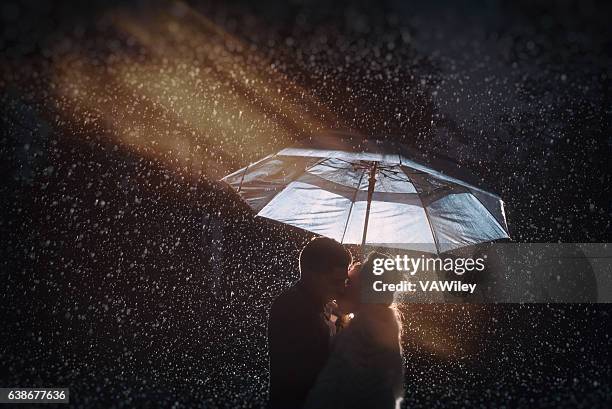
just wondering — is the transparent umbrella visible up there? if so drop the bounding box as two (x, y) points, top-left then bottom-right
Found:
(221, 133), (509, 254)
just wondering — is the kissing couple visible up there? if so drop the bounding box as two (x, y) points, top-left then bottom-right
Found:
(268, 237), (404, 409)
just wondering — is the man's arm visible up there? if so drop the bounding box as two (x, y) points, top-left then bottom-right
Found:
(268, 299), (328, 408)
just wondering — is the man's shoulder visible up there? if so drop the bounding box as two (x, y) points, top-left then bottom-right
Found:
(271, 284), (303, 313)
(268, 285), (304, 337)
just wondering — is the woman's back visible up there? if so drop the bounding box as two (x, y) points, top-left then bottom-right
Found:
(304, 305), (404, 409)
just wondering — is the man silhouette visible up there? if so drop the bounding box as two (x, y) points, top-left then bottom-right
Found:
(268, 237), (351, 409)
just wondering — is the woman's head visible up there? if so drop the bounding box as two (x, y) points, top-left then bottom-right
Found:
(361, 252), (398, 306)
(336, 260), (362, 313)
(337, 251), (397, 313)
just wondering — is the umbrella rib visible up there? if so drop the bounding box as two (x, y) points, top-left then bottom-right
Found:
(340, 167), (367, 244)
(469, 191), (509, 235)
(303, 156), (331, 173)
(399, 166), (441, 255)
(247, 156), (329, 215)
(421, 198), (441, 255)
(266, 156), (331, 205)
(237, 162), (251, 193)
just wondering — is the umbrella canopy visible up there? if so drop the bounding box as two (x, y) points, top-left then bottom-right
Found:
(221, 133), (509, 253)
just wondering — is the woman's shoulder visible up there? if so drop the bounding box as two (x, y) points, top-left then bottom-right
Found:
(352, 306), (401, 347)
(360, 305), (400, 329)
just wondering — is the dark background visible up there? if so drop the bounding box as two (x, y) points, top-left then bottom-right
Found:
(1, 1), (611, 408)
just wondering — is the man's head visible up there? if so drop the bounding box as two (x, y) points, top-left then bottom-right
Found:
(299, 237), (352, 301)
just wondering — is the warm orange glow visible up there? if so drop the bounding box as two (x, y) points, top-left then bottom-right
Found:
(401, 304), (490, 359)
(51, 1), (342, 180)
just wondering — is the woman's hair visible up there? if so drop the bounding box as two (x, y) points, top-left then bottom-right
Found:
(360, 251), (403, 306)
(359, 251), (404, 335)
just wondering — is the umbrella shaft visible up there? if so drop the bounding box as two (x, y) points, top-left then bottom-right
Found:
(361, 162), (378, 248)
